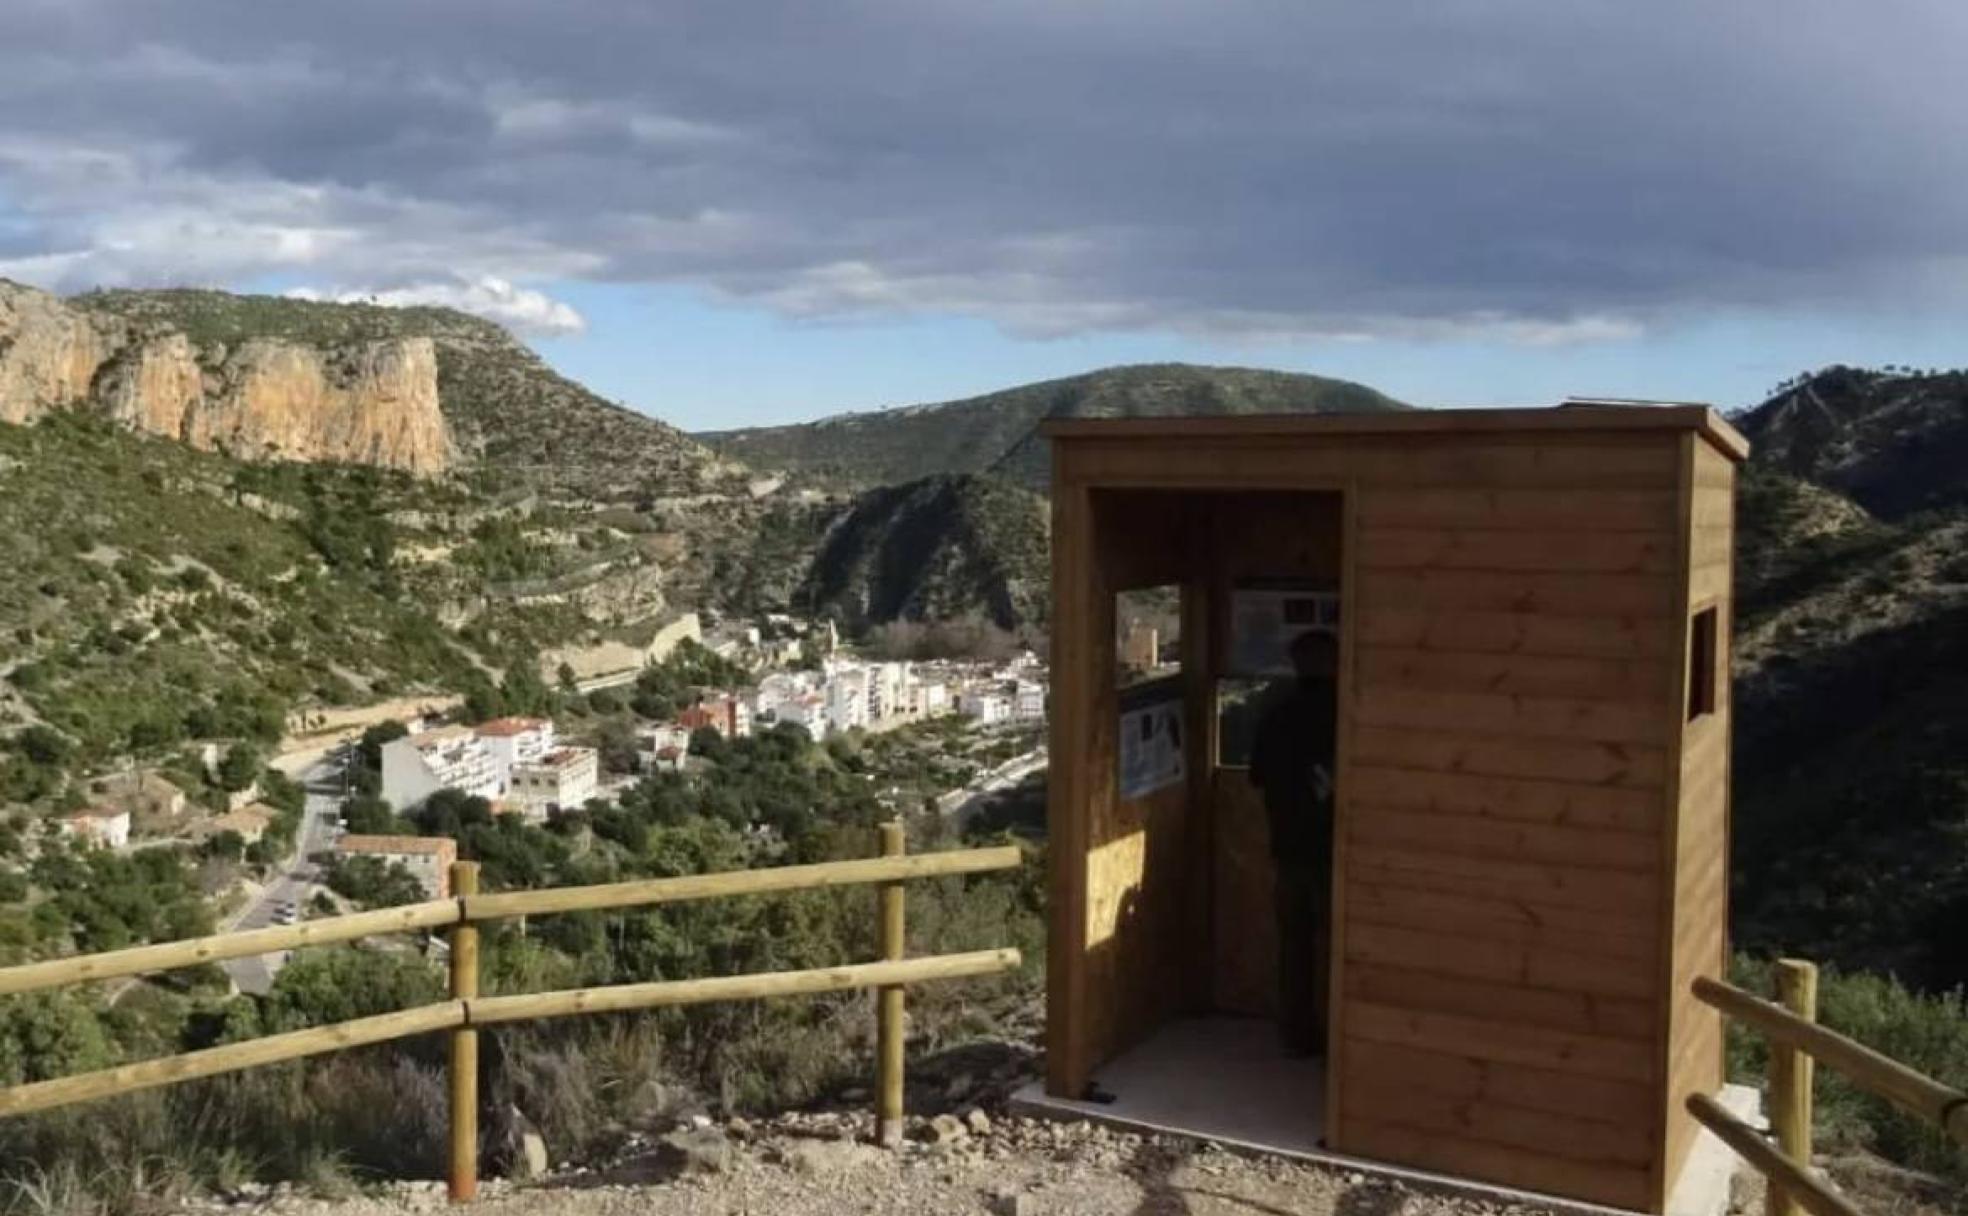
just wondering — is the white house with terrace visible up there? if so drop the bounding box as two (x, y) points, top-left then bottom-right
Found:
(380, 725), (505, 811)
(508, 746), (599, 820)
(473, 716), (555, 772)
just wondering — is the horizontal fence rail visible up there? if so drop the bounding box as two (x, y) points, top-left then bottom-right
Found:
(1691, 959), (1968, 1216)
(466, 948), (1017, 1026)
(461, 846), (1024, 921)
(0, 949), (1020, 1120)
(0, 845), (1021, 998)
(1685, 1093), (1859, 1216)
(1693, 974), (1968, 1149)
(0, 900), (462, 997)
(0, 1002), (468, 1119)
(0, 836), (1025, 1204)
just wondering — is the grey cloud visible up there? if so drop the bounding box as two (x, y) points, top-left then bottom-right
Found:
(2, 1), (1966, 341)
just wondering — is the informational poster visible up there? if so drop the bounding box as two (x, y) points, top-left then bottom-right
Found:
(1118, 697), (1185, 799)
(1228, 584), (1339, 676)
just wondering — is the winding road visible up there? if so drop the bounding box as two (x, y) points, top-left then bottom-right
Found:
(219, 752), (344, 995)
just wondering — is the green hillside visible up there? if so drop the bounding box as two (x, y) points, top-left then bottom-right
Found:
(700, 362), (1408, 490)
(0, 415), (579, 800)
(796, 474), (1049, 632)
(1730, 371), (1968, 990)
(1736, 363), (1968, 518)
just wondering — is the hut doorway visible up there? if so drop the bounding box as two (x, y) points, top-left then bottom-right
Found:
(1040, 486), (1346, 1149)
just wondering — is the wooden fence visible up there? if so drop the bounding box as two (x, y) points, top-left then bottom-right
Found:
(0, 831), (1024, 1204)
(1689, 959), (1968, 1216)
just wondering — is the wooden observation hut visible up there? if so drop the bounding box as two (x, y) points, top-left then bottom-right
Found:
(1039, 404), (1748, 1212)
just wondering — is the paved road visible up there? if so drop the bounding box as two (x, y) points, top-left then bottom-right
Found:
(938, 747), (1047, 829)
(220, 753), (344, 995)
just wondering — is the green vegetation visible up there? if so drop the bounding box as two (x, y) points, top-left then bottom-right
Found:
(0, 715), (1040, 1212)
(0, 419), (452, 763)
(0, 839), (211, 962)
(322, 856), (427, 909)
(1729, 956), (1968, 1187)
(0, 415), (609, 814)
(622, 639), (750, 721)
(798, 474), (1050, 632)
(1729, 410), (1968, 991)
(701, 362), (1409, 491)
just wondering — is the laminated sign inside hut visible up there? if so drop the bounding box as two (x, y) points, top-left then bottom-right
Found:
(1025, 403), (1748, 1213)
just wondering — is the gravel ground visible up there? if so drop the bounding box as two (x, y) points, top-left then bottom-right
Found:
(195, 1111), (1647, 1216)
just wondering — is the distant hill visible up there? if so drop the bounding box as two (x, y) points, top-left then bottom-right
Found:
(795, 475), (1049, 632)
(700, 363), (1408, 490)
(1729, 369), (1968, 988)
(1733, 364), (1968, 518)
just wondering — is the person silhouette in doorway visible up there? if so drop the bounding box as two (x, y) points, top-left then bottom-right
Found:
(1247, 629), (1338, 1057)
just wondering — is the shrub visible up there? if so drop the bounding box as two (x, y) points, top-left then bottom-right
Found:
(1730, 955), (1968, 1181)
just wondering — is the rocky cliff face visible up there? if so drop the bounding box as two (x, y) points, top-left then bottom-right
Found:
(0, 279), (451, 473)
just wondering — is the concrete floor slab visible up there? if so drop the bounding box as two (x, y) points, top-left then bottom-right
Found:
(1012, 1015), (1759, 1216)
(1013, 1015), (1326, 1156)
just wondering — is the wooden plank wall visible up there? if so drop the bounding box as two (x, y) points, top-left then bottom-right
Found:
(1336, 440), (1682, 1213)
(1658, 439), (1736, 1196)
(1052, 431), (1718, 1211)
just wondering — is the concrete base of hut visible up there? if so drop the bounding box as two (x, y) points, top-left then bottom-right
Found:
(1011, 1015), (1758, 1216)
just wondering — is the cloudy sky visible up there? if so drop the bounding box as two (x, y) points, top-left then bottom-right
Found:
(4, 2), (1966, 428)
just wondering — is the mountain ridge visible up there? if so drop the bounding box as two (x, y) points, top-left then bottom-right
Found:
(699, 362), (1410, 489)
(1731, 363), (1968, 518)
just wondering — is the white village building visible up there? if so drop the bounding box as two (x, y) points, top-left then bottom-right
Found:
(960, 689), (1013, 725)
(336, 834), (459, 898)
(1014, 680), (1046, 721)
(380, 725), (505, 811)
(60, 807), (132, 850)
(474, 717), (555, 772)
(508, 747), (600, 820)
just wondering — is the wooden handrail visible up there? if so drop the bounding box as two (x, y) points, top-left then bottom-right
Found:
(1686, 1094), (1860, 1216)
(0, 1002), (468, 1119)
(0, 837), (1026, 1204)
(460, 845), (1023, 921)
(0, 899), (462, 997)
(0, 845), (1023, 996)
(1693, 975), (1968, 1149)
(0, 948), (1019, 1122)
(464, 949), (1019, 1026)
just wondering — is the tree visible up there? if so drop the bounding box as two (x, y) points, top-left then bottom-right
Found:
(0, 990), (113, 1085)
(356, 719), (409, 771)
(323, 856), (427, 909)
(413, 788), (493, 837)
(200, 830), (246, 863)
(595, 716), (641, 775)
(342, 793), (398, 835)
(216, 743), (263, 793)
(254, 947), (442, 1033)
(14, 726), (72, 769)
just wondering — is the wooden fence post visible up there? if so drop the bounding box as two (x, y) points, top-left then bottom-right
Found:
(1767, 958), (1819, 1216)
(448, 861), (481, 1204)
(876, 821), (906, 1147)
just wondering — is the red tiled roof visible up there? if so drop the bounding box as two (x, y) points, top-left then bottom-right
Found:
(338, 834), (456, 856)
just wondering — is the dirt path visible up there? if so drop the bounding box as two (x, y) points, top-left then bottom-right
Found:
(218, 1113), (1665, 1216)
